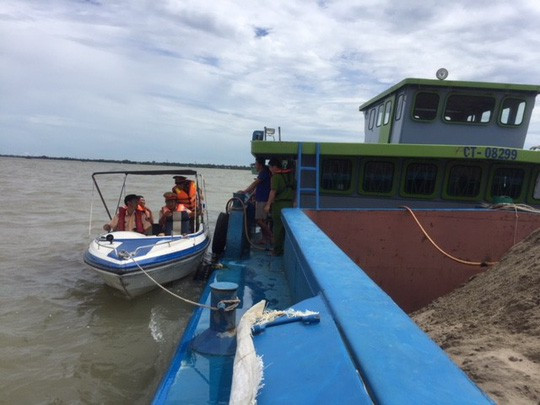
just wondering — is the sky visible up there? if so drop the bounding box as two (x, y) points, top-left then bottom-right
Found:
(1, 0), (540, 165)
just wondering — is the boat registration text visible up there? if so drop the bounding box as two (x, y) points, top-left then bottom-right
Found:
(463, 146), (518, 160)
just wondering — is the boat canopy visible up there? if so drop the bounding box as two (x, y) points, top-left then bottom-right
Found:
(91, 169), (200, 220)
(91, 169), (198, 177)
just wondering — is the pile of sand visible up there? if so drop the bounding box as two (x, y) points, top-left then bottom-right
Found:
(412, 228), (540, 405)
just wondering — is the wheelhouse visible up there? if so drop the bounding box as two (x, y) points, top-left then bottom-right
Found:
(359, 78), (540, 148)
(250, 77), (540, 209)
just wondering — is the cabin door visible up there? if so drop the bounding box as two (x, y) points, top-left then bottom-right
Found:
(379, 95), (396, 143)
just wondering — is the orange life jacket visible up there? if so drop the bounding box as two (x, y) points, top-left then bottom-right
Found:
(117, 207), (145, 233)
(159, 203), (187, 225)
(137, 205), (153, 222)
(161, 203), (187, 214)
(173, 181), (197, 211)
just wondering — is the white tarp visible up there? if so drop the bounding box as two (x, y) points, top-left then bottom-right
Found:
(229, 300), (266, 405)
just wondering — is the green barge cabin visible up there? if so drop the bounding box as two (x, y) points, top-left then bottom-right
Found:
(252, 77), (540, 209)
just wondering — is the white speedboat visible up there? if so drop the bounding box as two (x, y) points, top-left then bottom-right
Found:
(84, 170), (210, 298)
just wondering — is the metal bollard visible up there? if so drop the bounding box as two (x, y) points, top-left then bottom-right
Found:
(209, 282), (238, 332)
(192, 282), (239, 356)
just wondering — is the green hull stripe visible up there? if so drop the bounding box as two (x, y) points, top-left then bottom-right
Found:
(252, 141), (540, 164)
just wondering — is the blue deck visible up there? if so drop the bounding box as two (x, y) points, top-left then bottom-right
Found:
(154, 208), (494, 404)
(153, 253), (292, 404)
(254, 294), (372, 404)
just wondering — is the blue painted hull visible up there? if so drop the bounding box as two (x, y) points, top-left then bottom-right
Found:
(153, 209), (494, 404)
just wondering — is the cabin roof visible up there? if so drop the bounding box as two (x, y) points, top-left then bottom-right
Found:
(359, 78), (540, 111)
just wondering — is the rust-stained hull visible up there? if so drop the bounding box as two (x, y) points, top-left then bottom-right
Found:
(307, 209), (540, 312)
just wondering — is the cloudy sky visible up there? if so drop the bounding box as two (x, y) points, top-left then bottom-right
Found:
(1, 0), (540, 165)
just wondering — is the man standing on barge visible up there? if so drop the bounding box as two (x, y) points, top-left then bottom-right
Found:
(264, 158), (294, 256)
(242, 157), (273, 245)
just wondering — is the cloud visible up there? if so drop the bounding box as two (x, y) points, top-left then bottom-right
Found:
(1, 0), (540, 164)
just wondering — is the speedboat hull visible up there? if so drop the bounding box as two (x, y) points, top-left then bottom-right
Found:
(84, 231), (210, 298)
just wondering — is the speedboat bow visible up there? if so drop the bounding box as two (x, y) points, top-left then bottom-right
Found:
(84, 229), (209, 297)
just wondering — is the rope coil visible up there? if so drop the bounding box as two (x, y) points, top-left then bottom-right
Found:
(481, 202), (540, 214)
(481, 202), (540, 249)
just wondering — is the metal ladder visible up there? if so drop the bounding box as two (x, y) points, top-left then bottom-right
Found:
(296, 143), (321, 209)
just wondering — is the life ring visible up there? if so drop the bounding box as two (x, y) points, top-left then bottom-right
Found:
(212, 212), (229, 255)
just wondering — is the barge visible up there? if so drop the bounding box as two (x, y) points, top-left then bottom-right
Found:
(154, 73), (540, 403)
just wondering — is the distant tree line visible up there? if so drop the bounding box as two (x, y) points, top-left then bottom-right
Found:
(0, 154), (251, 171)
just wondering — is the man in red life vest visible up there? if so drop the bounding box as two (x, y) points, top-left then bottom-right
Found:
(159, 192), (191, 235)
(103, 194), (152, 234)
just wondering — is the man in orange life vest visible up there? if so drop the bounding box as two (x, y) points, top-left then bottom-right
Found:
(159, 192), (191, 235)
(172, 175), (199, 232)
(137, 195), (154, 224)
(172, 176), (197, 214)
(103, 194), (152, 234)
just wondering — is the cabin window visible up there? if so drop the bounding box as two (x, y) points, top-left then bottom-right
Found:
(534, 173), (540, 199)
(413, 92), (439, 121)
(362, 161), (394, 193)
(444, 95), (495, 123)
(404, 163), (438, 195)
(491, 167), (524, 199)
(500, 98), (526, 126)
(395, 94), (405, 121)
(383, 100), (392, 125)
(447, 165), (482, 197)
(376, 104), (384, 127)
(321, 159), (353, 191)
(368, 108), (376, 130)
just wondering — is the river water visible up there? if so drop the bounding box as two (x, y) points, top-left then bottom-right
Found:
(0, 156), (253, 404)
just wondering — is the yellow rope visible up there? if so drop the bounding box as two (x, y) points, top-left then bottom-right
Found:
(129, 256), (239, 311)
(401, 206), (499, 267)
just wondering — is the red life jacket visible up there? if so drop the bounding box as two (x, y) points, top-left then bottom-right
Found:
(117, 207), (145, 233)
(275, 168), (292, 174)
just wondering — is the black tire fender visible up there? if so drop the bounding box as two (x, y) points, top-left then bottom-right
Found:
(212, 212), (229, 255)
